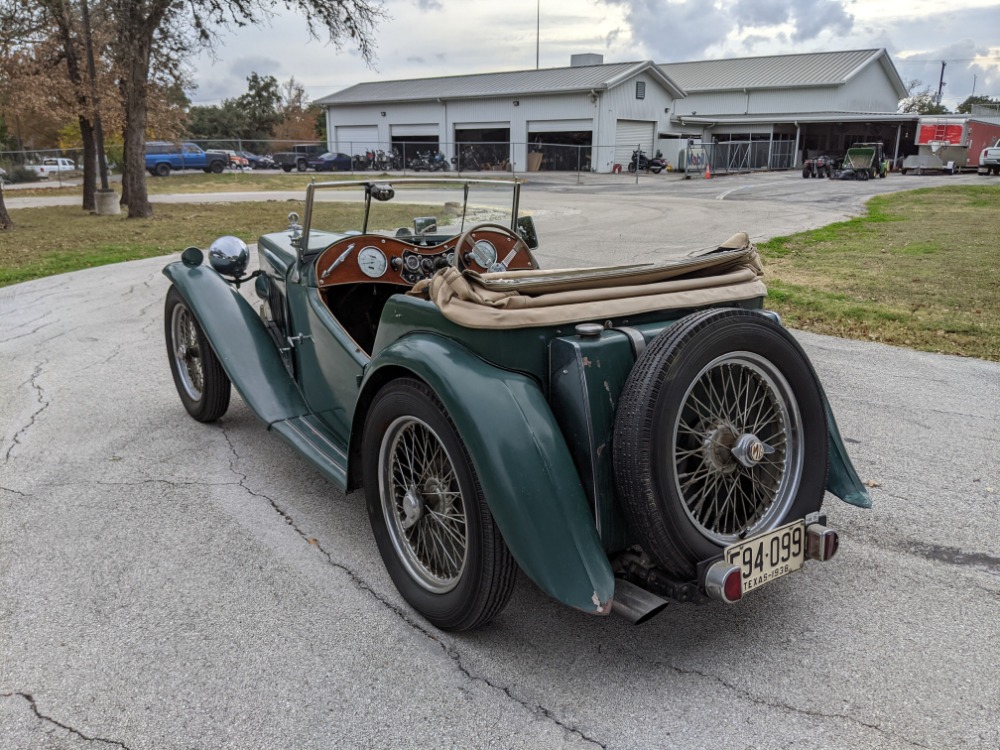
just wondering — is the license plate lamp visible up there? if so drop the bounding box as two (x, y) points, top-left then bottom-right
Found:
(806, 523), (839, 562)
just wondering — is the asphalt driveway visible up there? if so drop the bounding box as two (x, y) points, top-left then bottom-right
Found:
(2, 171), (998, 749)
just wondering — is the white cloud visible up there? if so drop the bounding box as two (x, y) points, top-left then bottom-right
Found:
(185, 0), (1000, 110)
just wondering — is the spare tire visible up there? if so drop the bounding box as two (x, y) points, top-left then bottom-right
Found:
(613, 308), (828, 579)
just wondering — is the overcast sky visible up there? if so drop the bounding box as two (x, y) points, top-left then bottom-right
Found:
(188, 0), (1000, 111)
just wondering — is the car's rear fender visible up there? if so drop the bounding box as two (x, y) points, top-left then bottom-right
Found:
(357, 333), (615, 616)
(163, 262), (308, 426)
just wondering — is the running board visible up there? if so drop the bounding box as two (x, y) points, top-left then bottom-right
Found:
(270, 414), (349, 491)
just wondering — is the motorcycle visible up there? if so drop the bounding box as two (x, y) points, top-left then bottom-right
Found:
(628, 149), (666, 174)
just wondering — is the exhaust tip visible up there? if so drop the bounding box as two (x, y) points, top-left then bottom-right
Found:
(610, 578), (669, 625)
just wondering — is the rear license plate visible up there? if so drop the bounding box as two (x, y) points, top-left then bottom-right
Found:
(725, 520), (806, 595)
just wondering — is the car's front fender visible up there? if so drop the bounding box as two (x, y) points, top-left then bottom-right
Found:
(163, 262), (307, 426)
(360, 333), (615, 616)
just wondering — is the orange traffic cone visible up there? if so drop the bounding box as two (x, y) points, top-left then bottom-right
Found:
(704, 163), (712, 179)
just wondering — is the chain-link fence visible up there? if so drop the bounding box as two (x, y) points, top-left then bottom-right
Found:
(2, 136), (804, 184)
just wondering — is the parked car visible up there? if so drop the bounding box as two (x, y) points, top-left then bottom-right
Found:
(162, 178), (870, 631)
(145, 141), (228, 176)
(206, 149), (250, 170)
(308, 152), (353, 172)
(29, 157), (77, 179)
(273, 143), (326, 172)
(236, 150), (266, 169)
(978, 146), (1000, 175)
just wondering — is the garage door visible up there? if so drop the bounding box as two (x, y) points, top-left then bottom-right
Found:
(527, 118), (592, 133)
(390, 124), (438, 138)
(335, 125), (379, 153)
(615, 120), (655, 165)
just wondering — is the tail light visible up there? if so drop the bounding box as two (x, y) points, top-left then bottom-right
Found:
(806, 524), (839, 562)
(703, 560), (743, 603)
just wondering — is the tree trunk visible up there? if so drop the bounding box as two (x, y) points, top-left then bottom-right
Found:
(119, 134), (129, 207)
(79, 115), (97, 211)
(117, 2), (157, 219)
(0, 183), (13, 230)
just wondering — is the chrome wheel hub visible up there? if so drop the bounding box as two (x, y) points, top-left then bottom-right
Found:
(731, 433), (775, 468)
(400, 488), (424, 529)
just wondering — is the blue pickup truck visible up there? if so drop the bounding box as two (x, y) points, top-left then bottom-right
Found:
(145, 142), (228, 177)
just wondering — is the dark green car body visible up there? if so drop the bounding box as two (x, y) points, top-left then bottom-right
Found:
(164, 179), (870, 624)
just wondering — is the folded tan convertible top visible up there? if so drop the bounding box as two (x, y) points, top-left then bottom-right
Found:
(410, 232), (767, 329)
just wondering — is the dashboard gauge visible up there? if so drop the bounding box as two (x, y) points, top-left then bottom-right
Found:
(357, 246), (388, 278)
(470, 239), (497, 269)
(404, 254), (421, 271)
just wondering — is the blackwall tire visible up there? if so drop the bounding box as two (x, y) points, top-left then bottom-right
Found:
(210, 161), (224, 174)
(164, 286), (231, 422)
(155, 162), (170, 177)
(612, 308), (828, 579)
(362, 379), (516, 630)
(296, 160), (307, 172)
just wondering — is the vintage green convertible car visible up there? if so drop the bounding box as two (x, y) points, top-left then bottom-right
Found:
(163, 178), (870, 630)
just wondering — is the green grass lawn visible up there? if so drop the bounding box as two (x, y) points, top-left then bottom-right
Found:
(0, 201), (439, 287)
(759, 184), (1000, 361)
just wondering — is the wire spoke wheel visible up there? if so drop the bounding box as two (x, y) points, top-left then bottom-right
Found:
(613, 309), (828, 578)
(673, 352), (803, 545)
(171, 304), (205, 401)
(380, 415), (469, 593)
(163, 286), (231, 423)
(363, 379), (516, 630)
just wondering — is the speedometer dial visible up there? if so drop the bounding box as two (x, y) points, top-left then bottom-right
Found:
(357, 246), (387, 278)
(470, 239), (497, 269)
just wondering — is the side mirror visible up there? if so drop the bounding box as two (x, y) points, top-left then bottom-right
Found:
(516, 215), (539, 249)
(370, 183), (394, 201)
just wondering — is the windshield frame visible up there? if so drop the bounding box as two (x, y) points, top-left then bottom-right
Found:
(298, 178), (521, 260)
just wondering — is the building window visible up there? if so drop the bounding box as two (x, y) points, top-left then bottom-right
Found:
(636, 81), (646, 100)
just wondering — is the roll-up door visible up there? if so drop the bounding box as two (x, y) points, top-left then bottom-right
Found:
(390, 124), (438, 138)
(614, 120), (655, 165)
(527, 119), (592, 133)
(335, 125), (379, 153)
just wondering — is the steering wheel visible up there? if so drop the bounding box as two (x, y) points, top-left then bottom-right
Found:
(452, 223), (537, 273)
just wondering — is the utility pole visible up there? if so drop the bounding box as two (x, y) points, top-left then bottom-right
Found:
(536, 0), (539, 69)
(935, 60), (946, 105)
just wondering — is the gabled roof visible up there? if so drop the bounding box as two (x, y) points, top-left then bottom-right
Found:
(316, 61), (685, 106)
(660, 49), (907, 98)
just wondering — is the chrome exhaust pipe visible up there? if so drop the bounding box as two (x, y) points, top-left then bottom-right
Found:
(610, 578), (669, 625)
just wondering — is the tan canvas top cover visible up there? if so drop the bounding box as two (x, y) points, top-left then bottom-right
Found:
(409, 232), (767, 329)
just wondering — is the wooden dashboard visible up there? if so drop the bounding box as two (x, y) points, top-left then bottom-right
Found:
(315, 226), (533, 288)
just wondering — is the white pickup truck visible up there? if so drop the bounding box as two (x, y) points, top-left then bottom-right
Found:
(29, 157), (78, 179)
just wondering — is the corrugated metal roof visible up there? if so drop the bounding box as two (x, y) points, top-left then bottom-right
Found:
(661, 49), (894, 92)
(316, 61), (682, 105)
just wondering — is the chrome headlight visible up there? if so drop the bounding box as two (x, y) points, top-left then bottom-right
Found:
(208, 235), (249, 278)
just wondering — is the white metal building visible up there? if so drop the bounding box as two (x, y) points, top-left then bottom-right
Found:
(316, 49), (914, 173)
(315, 56), (684, 173)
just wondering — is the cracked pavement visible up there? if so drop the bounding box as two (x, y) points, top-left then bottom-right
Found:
(1, 174), (998, 749)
